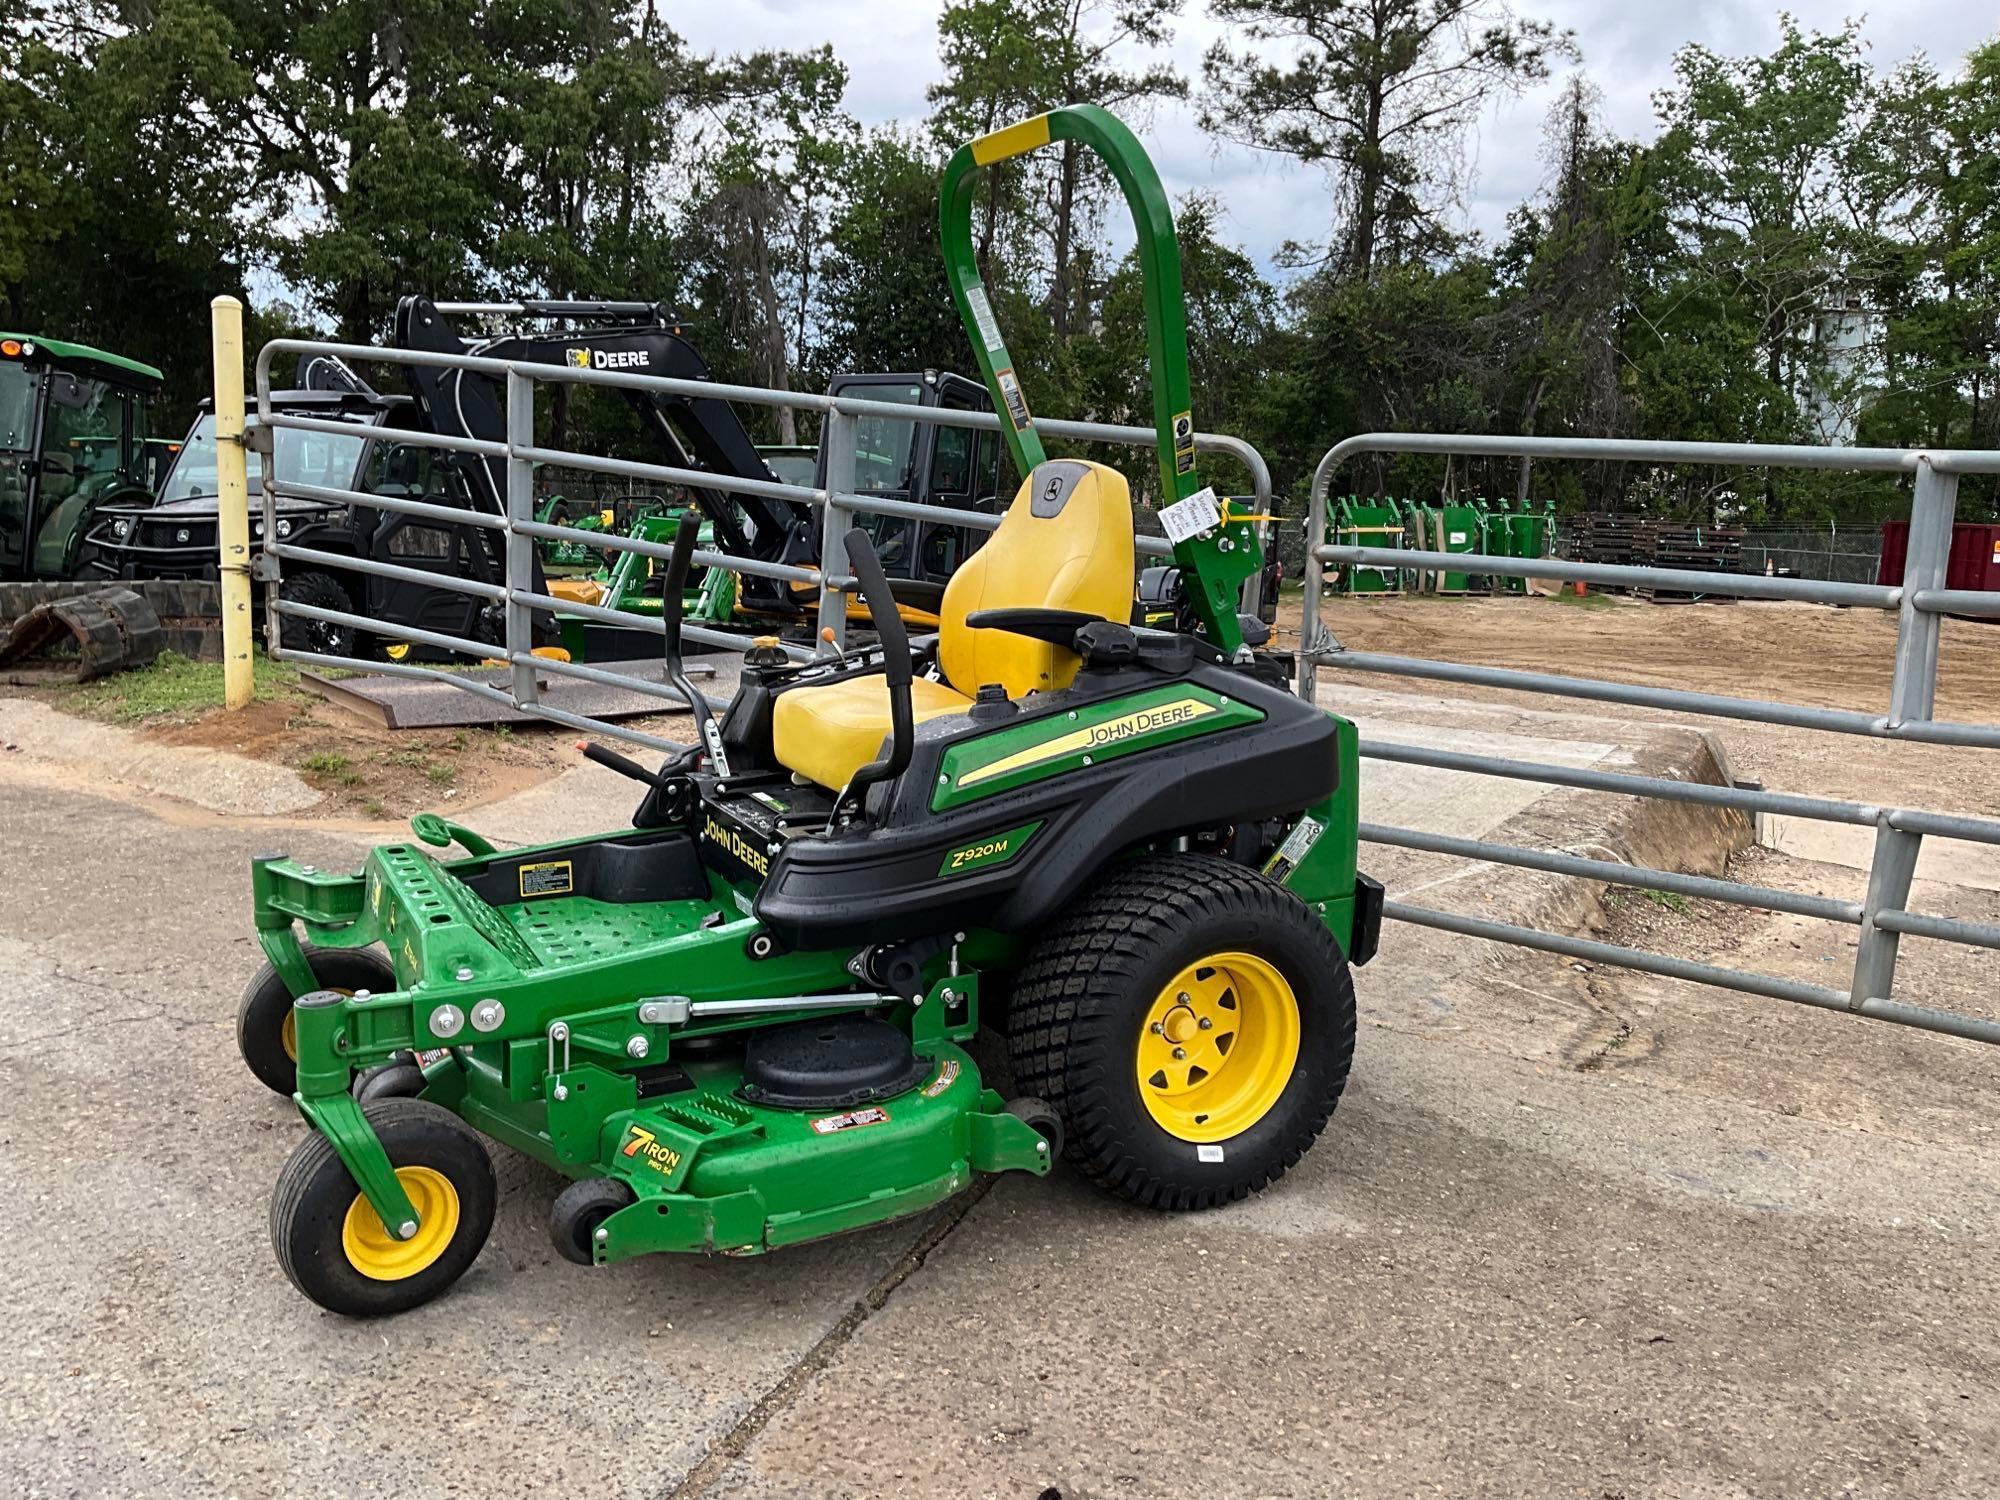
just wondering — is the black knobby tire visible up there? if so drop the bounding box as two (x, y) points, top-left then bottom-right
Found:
(1007, 852), (1357, 1211)
(238, 946), (397, 1097)
(277, 570), (356, 658)
(271, 1098), (497, 1318)
(549, 1178), (637, 1266)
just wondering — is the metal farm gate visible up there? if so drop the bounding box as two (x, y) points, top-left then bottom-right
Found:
(241, 333), (1271, 752)
(1303, 433), (2000, 1046)
(232, 334), (2000, 1048)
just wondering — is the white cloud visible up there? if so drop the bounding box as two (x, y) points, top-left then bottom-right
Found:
(671, 1), (1999, 273)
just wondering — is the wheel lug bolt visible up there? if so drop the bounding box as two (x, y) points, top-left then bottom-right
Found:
(1177, 992), (1190, 1004)
(1198, 1017), (1213, 1030)
(1150, 1021), (1164, 1035)
(1172, 1046), (1186, 1060)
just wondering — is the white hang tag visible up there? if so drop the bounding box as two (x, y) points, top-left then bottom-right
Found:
(1159, 486), (1222, 544)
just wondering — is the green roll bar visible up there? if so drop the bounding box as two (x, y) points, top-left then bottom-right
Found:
(938, 104), (1258, 654)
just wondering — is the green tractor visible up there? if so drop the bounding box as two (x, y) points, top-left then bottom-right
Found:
(240, 105), (1382, 1317)
(0, 334), (163, 581)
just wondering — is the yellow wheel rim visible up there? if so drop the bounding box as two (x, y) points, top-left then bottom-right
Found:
(281, 986), (353, 1067)
(341, 1166), (460, 1281)
(384, 642), (410, 662)
(1136, 951), (1300, 1143)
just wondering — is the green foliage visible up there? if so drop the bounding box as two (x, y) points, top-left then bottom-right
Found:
(3, 3), (1996, 529)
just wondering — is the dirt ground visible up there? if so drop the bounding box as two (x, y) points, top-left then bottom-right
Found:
(17, 673), (599, 821)
(1280, 591), (2000, 817)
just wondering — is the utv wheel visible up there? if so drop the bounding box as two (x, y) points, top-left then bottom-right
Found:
(549, 1178), (636, 1266)
(277, 570), (355, 658)
(271, 1098), (496, 1318)
(238, 946), (397, 1097)
(1007, 853), (1357, 1210)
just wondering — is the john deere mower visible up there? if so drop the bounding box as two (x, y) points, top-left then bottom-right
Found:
(241, 104), (1382, 1317)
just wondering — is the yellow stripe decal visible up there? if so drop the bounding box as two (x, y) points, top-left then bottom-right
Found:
(956, 698), (1218, 788)
(971, 114), (1052, 165)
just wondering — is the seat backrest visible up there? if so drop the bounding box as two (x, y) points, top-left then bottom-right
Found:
(939, 458), (1134, 698)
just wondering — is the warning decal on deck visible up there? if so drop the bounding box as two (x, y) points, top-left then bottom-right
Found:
(519, 859), (574, 898)
(810, 1105), (891, 1135)
(920, 1059), (961, 1098)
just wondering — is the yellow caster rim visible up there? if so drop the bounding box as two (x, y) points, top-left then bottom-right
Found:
(342, 1166), (461, 1281)
(282, 985), (354, 1064)
(1136, 951), (1300, 1143)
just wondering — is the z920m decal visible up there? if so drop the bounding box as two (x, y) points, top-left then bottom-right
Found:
(939, 822), (1042, 878)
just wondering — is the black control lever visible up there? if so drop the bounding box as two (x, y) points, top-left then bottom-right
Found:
(660, 510), (731, 776)
(834, 527), (913, 818)
(576, 740), (672, 789)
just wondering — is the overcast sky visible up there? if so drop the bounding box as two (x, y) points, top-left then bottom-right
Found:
(673, 1), (1999, 273)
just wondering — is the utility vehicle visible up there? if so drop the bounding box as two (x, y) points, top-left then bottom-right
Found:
(241, 105), (1380, 1317)
(77, 357), (540, 659)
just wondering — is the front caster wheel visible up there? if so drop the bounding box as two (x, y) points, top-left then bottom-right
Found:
(549, 1178), (636, 1266)
(238, 946), (397, 1097)
(1007, 852), (1357, 1211)
(271, 1098), (496, 1317)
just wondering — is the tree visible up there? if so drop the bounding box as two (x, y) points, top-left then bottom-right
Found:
(1200, 0), (1572, 278)
(929, 0), (1184, 341)
(818, 129), (971, 378)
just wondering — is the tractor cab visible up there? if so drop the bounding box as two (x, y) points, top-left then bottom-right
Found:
(0, 334), (162, 581)
(814, 371), (1002, 612)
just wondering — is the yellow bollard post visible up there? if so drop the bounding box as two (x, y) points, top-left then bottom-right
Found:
(211, 295), (254, 709)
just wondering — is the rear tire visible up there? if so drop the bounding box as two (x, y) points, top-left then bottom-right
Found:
(238, 946), (397, 1097)
(270, 1098), (496, 1317)
(1007, 853), (1356, 1211)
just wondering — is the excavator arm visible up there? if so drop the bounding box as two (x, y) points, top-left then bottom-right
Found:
(391, 298), (811, 569)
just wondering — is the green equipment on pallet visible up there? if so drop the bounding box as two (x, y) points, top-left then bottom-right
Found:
(1328, 496), (1406, 596)
(1404, 499), (1480, 594)
(241, 104), (1381, 1317)
(1479, 497), (1556, 594)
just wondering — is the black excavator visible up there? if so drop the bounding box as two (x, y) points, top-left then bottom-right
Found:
(393, 298), (1003, 627)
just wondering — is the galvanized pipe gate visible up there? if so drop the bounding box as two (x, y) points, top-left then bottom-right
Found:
(1303, 433), (2000, 1046)
(243, 337), (1268, 758)
(229, 330), (1999, 1048)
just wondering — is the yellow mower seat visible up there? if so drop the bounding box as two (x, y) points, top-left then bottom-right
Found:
(772, 459), (1135, 790)
(771, 676), (974, 792)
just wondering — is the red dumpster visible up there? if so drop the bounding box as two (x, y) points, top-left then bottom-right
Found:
(1878, 520), (2000, 591)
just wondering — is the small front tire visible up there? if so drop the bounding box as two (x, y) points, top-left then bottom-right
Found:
(271, 1099), (496, 1317)
(238, 946), (397, 1097)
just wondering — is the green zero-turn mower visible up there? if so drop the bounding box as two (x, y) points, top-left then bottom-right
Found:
(241, 104), (1384, 1317)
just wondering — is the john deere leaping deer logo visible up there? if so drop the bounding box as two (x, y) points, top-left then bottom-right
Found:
(565, 347), (592, 369)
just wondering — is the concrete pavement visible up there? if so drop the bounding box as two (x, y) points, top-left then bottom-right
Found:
(0, 688), (1991, 1499)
